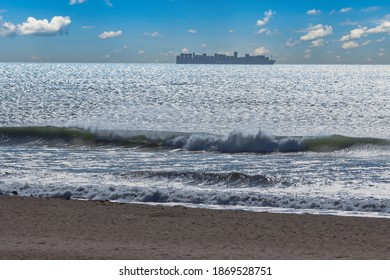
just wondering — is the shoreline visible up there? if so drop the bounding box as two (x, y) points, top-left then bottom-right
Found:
(0, 195), (389, 260)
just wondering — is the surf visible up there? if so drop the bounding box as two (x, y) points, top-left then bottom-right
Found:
(0, 126), (389, 153)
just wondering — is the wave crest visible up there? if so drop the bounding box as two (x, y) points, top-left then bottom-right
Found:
(0, 126), (389, 153)
(166, 130), (304, 153)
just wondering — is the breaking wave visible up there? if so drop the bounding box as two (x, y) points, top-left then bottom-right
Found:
(1, 126), (389, 153)
(1, 178), (389, 214)
(119, 171), (282, 187)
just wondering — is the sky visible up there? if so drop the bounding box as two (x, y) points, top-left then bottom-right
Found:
(0, 0), (389, 64)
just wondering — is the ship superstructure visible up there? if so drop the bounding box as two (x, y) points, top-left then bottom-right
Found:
(176, 51), (275, 64)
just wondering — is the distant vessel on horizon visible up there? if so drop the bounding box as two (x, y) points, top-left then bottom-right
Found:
(176, 51), (275, 65)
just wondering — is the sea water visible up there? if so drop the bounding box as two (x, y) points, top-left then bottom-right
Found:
(0, 63), (389, 217)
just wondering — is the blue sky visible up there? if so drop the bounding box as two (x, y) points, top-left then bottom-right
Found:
(0, 0), (389, 63)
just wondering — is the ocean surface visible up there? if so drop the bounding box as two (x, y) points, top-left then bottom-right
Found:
(1, 63), (389, 217)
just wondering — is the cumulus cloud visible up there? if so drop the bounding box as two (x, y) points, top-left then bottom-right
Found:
(366, 21), (390, 34)
(138, 50), (145, 55)
(340, 21), (390, 46)
(257, 10), (275, 27)
(17, 16), (71, 36)
(340, 7), (352, 13)
(307, 9), (321, 15)
(98, 30), (122, 39)
(0, 16), (71, 37)
(69, 0), (87, 5)
(254, 47), (269, 55)
(300, 24), (333, 41)
(188, 29), (197, 34)
(340, 27), (367, 41)
(311, 38), (324, 48)
(181, 48), (189, 53)
(0, 17), (17, 37)
(341, 41), (359, 49)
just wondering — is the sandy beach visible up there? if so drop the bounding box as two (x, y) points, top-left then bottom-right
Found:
(0, 195), (389, 260)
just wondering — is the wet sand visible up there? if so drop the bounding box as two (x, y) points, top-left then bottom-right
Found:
(0, 195), (389, 259)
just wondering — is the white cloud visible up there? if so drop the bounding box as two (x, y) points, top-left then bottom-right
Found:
(257, 28), (268, 34)
(200, 43), (206, 48)
(138, 50), (145, 55)
(340, 27), (367, 41)
(98, 30), (122, 39)
(82, 25), (94, 29)
(340, 7), (352, 13)
(300, 24), (333, 41)
(339, 20), (359, 26)
(254, 47), (269, 55)
(0, 17), (17, 37)
(218, 51), (232, 56)
(103, 0), (113, 7)
(2, 16), (72, 37)
(307, 9), (321, 15)
(144, 31), (162, 38)
(310, 38), (324, 48)
(340, 21), (390, 42)
(366, 21), (390, 34)
(285, 38), (299, 48)
(362, 6), (380, 13)
(341, 41), (359, 49)
(256, 10), (275, 27)
(228, 29), (234, 33)
(285, 41), (294, 48)
(188, 29), (197, 34)
(361, 40), (372, 46)
(376, 37), (385, 42)
(18, 16), (71, 36)
(181, 48), (189, 53)
(69, 0), (87, 5)
(267, 29), (279, 35)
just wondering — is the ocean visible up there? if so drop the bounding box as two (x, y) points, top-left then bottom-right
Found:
(1, 63), (389, 217)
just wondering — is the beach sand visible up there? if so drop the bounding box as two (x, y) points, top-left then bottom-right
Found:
(0, 195), (389, 259)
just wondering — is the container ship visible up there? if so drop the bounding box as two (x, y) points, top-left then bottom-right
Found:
(176, 51), (275, 65)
